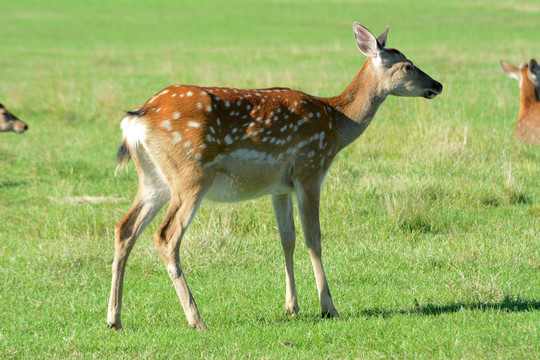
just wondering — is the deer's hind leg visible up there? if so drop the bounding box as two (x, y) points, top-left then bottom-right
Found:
(153, 169), (214, 330)
(107, 149), (171, 330)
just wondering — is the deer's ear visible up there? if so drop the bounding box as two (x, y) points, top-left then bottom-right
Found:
(376, 26), (389, 49)
(500, 60), (521, 82)
(529, 59), (539, 78)
(353, 23), (379, 58)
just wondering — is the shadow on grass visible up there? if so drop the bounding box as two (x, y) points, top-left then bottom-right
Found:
(0, 180), (28, 188)
(255, 296), (539, 326)
(359, 295), (539, 319)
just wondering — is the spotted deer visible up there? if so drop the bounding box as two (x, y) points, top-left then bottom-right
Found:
(500, 59), (540, 144)
(107, 23), (443, 330)
(0, 104), (28, 133)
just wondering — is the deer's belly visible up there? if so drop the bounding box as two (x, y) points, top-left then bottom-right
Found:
(204, 154), (293, 202)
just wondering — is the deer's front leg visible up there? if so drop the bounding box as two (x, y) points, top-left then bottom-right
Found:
(272, 193), (299, 315)
(295, 181), (339, 318)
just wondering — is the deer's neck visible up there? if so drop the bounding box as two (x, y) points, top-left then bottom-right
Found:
(321, 58), (388, 150)
(519, 79), (540, 121)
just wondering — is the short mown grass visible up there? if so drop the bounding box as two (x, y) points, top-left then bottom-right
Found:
(1, 0), (539, 358)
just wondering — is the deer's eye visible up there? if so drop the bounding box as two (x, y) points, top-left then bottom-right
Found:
(404, 63), (413, 72)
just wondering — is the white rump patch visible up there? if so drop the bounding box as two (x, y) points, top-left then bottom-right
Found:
(121, 115), (147, 150)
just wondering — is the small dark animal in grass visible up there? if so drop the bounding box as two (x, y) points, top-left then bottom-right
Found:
(501, 59), (540, 144)
(0, 104), (28, 134)
(107, 22), (442, 331)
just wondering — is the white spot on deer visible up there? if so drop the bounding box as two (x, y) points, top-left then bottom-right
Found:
(184, 141), (191, 148)
(229, 149), (278, 165)
(217, 118), (221, 126)
(160, 90), (170, 96)
(197, 102), (203, 109)
(200, 143), (207, 149)
(187, 91), (193, 97)
(232, 128), (238, 134)
(173, 112), (181, 119)
(225, 101), (231, 108)
(161, 120), (172, 131)
(172, 132), (182, 143)
(206, 134), (215, 142)
(188, 121), (201, 128)
(224, 135), (233, 145)
(207, 105), (212, 112)
(194, 153), (201, 160)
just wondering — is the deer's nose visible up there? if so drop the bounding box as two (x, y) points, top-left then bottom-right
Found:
(433, 81), (443, 94)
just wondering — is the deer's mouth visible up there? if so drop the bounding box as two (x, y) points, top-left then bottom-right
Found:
(424, 82), (443, 99)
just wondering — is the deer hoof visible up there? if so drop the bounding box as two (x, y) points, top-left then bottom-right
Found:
(107, 322), (122, 331)
(322, 309), (340, 319)
(191, 320), (207, 331)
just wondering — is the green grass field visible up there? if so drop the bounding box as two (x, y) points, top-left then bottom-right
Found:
(1, 0), (539, 358)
